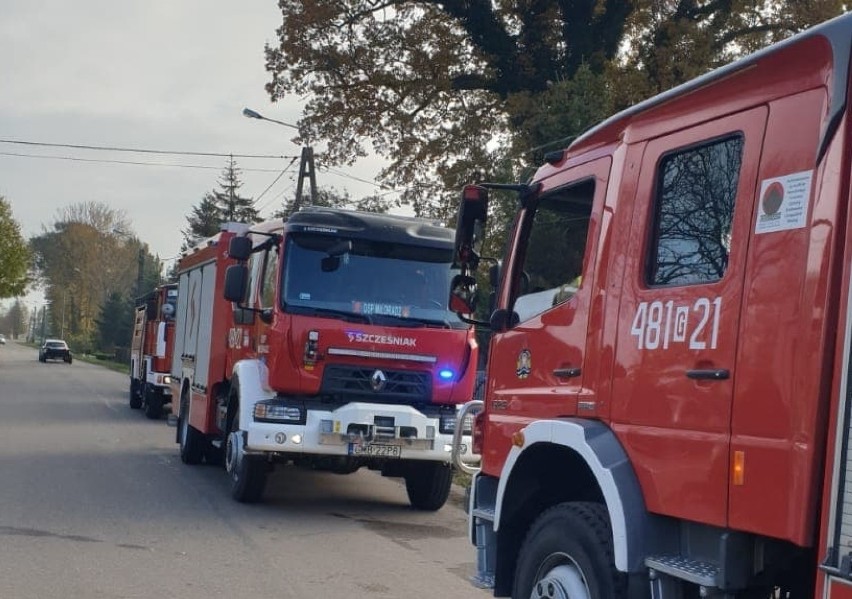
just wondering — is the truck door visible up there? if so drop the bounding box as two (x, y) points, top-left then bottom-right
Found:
(611, 107), (767, 527)
(482, 157), (610, 473)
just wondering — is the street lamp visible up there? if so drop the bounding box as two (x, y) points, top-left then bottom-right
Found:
(242, 107), (317, 211)
(242, 107), (299, 131)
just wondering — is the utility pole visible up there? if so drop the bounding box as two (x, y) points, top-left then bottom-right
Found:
(39, 305), (48, 343)
(137, 247), (145, 299)
(293, 146), (318, 213)
(242, 108), (317, 214)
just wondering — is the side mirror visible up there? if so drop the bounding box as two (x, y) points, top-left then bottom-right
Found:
(161, 302), (175, 320)
(449, 274), (478, 314)
(228, 236), (253, 261)
(453, 185), (489, 272)
(224, 264), (249, 303)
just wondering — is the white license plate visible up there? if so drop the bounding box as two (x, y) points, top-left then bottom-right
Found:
(349, 443), (402, 458)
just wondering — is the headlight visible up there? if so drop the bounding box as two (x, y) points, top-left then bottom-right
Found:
(254, 402), (303, 423)
(438, 413), (473, 435)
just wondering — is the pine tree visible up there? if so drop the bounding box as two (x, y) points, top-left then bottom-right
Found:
(181, 157), (260, 249)
(181, 192), (221, 247)
(214, 156), (258, 224)
(95, 291), (134, 351)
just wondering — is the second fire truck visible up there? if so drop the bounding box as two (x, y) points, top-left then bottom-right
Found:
(169, 207), (477, 509)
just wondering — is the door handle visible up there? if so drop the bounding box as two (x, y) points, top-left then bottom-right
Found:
(686, 369), (730, 380)
(553, 367), (582, 379)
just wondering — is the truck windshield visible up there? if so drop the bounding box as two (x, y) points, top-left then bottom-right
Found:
(282, 233), (467, 329)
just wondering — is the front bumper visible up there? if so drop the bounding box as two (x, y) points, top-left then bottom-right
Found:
(145, 371), (172, 395)
(245, 401), (474, 463)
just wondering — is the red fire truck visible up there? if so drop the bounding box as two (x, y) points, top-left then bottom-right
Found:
(129, 283), (177, 419)
(169, 208), (477, 509)
(450, 11), (852, 599)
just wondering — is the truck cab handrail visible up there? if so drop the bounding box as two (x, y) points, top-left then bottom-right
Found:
(452, 400), (483, 475)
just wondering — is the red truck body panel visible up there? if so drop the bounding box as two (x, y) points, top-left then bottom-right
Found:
(478, 23), (840, 546)
(460, 12), (852, 598)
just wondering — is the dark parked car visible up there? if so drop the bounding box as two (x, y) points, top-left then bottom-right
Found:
(39, 339), (72, 363)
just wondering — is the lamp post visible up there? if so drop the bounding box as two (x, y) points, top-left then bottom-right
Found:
(242, 107), (317, 211)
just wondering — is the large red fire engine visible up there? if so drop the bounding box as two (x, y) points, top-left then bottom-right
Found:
(169, 208), (477, 509)
(450, 11), (852, 599)
(129, 283), (177, 419)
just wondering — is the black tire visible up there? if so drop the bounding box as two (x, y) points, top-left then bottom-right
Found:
(225, 408), (267, 503)
(144, 387), (163, 420)
(512, 502), (626, 599)
(129, 380), (142, 409)
(404, 461), (453, 511)
(178, 395), (205, 465)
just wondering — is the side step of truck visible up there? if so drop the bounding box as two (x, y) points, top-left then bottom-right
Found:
(646, 555), (734, 599)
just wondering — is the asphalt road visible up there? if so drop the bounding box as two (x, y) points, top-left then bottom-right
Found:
(0, 341), (488, 599)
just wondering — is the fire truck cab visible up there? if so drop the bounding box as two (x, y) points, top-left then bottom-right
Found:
(452, 11), (852, 599)
(129, 284), (177, 419)
(171, 209), (478, 509)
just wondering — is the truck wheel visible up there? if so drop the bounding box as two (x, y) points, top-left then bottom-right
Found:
(404, 462), (452, 511)
(178, 395), (205, 465)
(512, 502), (626, 599)
(144, 388), (163, 420)
(129, 380), (142, 409)
(225, 411), (267, 503)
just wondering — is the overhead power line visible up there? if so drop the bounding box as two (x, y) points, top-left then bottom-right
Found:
(252, 157), (300, 209)
(0, 151), (285, 172)
(0, 138), (295, 160)
(322, 166), (387, 189)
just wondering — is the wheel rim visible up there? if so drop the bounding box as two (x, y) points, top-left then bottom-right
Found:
(225, 430), (243, 480)
(530, 556), (591, 599)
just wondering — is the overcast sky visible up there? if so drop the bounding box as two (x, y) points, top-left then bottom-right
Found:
(1, 1), (387, 305)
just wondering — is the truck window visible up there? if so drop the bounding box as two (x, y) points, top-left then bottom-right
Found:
(246, 243), (265, 307)
(648, 134), (744, 286)
(260, 245), (280, 309)
(512, 179), (594, 323)
(282, 233), (468, 329)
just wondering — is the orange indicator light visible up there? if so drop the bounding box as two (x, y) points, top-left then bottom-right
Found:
(733, 451), (745, 486)
(511, 431), (525, 448)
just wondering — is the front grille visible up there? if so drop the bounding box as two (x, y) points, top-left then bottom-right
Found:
(321, 365), (431, 404)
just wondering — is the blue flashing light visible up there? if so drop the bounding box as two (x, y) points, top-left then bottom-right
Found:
(438, 369), (455, 381)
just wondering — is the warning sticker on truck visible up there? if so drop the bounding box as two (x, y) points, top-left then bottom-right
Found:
(754, 170), (812, 235)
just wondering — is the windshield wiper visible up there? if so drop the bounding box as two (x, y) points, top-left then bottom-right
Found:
(371, 314), (452, 329)
(368, 314), (426, 328)
(289, 306), (373, 324)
